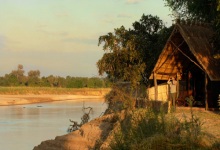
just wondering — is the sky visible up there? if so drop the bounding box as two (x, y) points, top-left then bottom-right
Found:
(0, 0), (172, 77)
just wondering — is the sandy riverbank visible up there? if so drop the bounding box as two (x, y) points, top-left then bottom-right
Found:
(0, 94), (106, 106)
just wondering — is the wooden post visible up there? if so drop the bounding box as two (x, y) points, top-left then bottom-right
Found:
(187, 71), (191, 95)
(205, 73), (208, 110)
(154, 72), (158, 100)
(176, 73), (179, 98)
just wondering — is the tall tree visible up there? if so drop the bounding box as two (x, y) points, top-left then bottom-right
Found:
(97, 14), (172, 87)
(165, 0), (218, 22)
(47, 75), (57, 87)
(27, 70), (41, 86)
(10, 64), (25, 85)
(97, 26), (146, 86)
(131, 15), (173, 84)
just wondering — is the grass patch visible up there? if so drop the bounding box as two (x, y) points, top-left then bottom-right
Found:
(109, 108), (212, 150)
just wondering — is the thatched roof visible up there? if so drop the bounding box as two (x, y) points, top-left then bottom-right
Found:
(150, 22), (220, 81)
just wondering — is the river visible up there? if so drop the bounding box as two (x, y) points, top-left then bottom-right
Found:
(0, 98), (107, 150)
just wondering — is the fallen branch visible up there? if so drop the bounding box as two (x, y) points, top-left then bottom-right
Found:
(67, 102), (93, 132)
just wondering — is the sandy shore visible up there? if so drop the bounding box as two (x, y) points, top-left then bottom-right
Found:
(0, 94), (105, 106)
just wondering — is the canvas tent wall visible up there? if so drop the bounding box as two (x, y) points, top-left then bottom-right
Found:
(147, 84), (168, 101)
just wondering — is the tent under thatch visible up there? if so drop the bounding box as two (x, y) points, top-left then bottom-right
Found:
(149, 21), (220, 109)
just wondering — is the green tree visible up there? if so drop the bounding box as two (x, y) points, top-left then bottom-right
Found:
(10, 64), (25, 85)
(27, 70), (40, 86)
(87, 77), (105, 88)
(97, 14), (172, 87)
(47, 75), (57, 87)
(4, 73), (19, 86)
(131, 15), (173, 84)
(56, 76), (66, 87)
(165, 0), (218, 22)
(65, 77), (84, 88)
(98, 26), (146, 86)
(40, 76), (51, 87)
(0, 77), (7, 86)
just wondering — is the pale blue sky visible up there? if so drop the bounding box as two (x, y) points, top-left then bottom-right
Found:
(0, 0), (172, 77)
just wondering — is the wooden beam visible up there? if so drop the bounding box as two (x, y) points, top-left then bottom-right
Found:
(170, 40), (204, 71)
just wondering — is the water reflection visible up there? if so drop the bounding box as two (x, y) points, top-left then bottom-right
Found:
(0, 99), (107, 150)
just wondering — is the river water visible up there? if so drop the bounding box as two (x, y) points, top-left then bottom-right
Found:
(0, 98), (107, 150)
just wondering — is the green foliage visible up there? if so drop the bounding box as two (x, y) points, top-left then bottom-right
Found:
(87, 77), (105, 88)
(39, 76), (51, 87)
(0, 77), (8, 86)
(104, 83), (136, 113)
(97, 15), (172, 87)
(104, 82), (148, 114)
(97, 26), (145, 86)
(26, 70), (41, 87)
(109, 108), (206, 150)
(185, 95), (195, 107)
(0, 65), (110, 88)
(4, 74), (20, 86)
(165, 0), (217, 22)
(104, 87), (206, 149)
(66, 77), (84, 88)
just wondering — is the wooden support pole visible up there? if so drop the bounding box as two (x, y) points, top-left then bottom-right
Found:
(176, 73), (179, 98)
(154, 72), (158, 100)
(205, 73), (208, 110)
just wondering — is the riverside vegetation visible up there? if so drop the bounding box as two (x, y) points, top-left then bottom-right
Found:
(33, 85), (220, 150)
(0, 65), (111, 96)
(0, 64), (111, 88)
(97, 85), (220, 150)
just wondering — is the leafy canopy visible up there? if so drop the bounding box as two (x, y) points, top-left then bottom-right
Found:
(97, 14), (172, 87)
(165, 0), (218, 22)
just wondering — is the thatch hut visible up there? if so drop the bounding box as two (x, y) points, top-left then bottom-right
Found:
(149, 21), (220, 110)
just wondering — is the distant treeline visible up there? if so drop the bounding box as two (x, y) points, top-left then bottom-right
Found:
(0, 64), (111, 88)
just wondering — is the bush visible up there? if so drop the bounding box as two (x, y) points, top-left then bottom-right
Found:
(104, 83), (136, 114)
(109, 107), (207, 150)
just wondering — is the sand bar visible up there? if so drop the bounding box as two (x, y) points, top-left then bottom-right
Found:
(0, 94), (105, 106)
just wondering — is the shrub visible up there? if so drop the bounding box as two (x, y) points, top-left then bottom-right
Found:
(109, 107), (207, 150)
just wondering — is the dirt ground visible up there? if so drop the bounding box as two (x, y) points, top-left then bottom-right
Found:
(174, 106), (220, 146)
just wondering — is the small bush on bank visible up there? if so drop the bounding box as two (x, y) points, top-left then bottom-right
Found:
(109, 107), (208, 150)
(104, 83), (136, 114)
